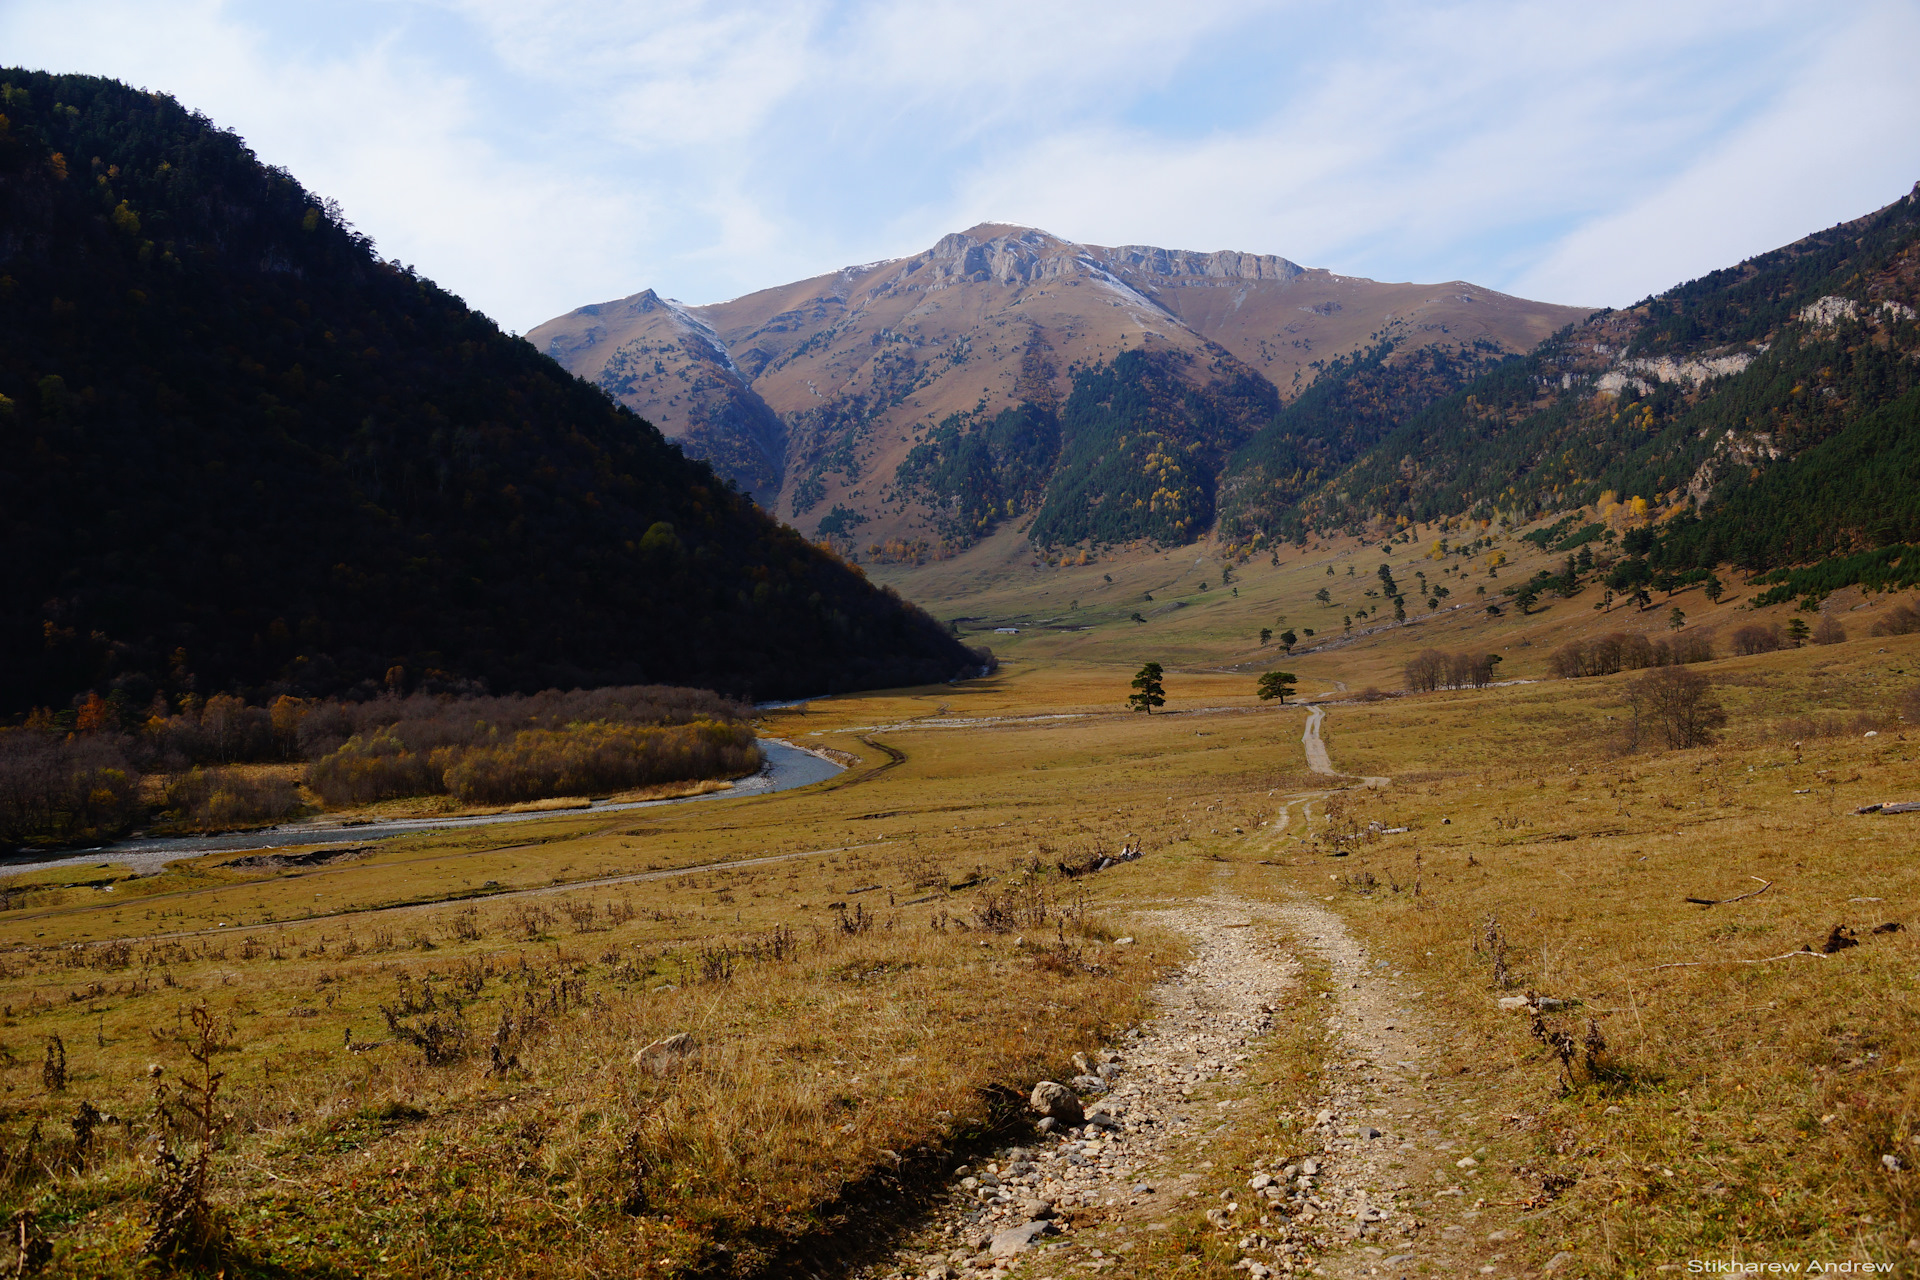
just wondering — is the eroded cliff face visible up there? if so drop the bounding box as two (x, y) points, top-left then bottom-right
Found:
(530, 224), (1588, 546)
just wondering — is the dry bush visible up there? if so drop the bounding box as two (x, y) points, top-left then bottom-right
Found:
(160, 767), (302, 831)
(1732, 623), (1785, 655)
(1811, 615), (1848, 644)
(142, 1005), (229, 1265)
(1871, 603), (1920, 637)
(1628, 665), (1728, 749)
(508, 904), (555, 940)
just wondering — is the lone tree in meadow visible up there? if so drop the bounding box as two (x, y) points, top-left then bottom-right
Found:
(1127, 662), (1166, 714)
(1256, 671), (1298, 704)
(1628, 665), (1727, 750)
(1279, 629), (1297, 654)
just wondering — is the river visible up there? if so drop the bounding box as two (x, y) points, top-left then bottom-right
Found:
(1, 738), (842, 879)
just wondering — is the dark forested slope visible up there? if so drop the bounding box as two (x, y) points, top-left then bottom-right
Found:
(0, 71), (976, 713)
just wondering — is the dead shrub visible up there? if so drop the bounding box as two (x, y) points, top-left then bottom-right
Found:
(1732, 624), (1784, 655)
(508, 904), (555, 940)
(563, 900), (601, 934)
(1871, 603), (1920, 637)
(1628, 666), (1728, 749)
(450, 907), (483, 942)
(142, 1004), (229, 1264)
(40, 1037), (65, 1094)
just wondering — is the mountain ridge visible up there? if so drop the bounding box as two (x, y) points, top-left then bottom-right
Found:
(531, 224), (1589, 550)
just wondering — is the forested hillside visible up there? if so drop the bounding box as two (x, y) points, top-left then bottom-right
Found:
(1295, 183), (1920, 567)
(0, 71), (977, 715)
(1213, 339), (1516, 548)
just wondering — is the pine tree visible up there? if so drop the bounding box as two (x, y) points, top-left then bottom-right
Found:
(1127, 663), (1166, 714)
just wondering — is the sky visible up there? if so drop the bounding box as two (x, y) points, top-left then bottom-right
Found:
(7, 0), (1918, 334)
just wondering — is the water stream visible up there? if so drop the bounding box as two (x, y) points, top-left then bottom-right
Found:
(1, 738), (841, 879)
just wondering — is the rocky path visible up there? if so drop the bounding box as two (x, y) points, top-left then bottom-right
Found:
(860, 711), (1542, 1280)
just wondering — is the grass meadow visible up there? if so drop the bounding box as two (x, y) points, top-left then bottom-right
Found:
(3, 516), (1919, 1276)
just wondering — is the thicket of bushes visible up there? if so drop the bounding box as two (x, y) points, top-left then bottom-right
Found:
(308, 720), (760, 808)
(161, 769), (303, 832)
(1872, 603), (1920, 637)
(445, 721), (759, 806)
(0, 733), (143, 846)
(0, 684), (758, 846)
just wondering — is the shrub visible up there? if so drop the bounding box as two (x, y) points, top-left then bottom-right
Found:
(0, 731), (143, 846)
(305, 734), (445, 808)
(1732, 624), (1784, 655)
(161, 768), (303, 831)
(442, 721), (761, 806)
(1870, 603), (1920, 637)
(1629, 666), (1728, 750)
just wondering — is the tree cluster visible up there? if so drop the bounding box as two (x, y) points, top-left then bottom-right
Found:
(1546, 630), (1714, 679)
(1403, 650), (1500, 692)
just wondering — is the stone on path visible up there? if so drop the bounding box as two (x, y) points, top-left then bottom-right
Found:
(989, 1220), (1053, 1256)
(1029, 1080), (1084, 1125)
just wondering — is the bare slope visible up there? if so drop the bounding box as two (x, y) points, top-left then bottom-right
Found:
(530, 226), (1588, 542)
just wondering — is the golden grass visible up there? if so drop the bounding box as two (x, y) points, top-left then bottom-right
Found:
(1, 553), (1915, 1274)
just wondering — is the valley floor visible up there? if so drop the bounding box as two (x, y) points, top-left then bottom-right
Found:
(1, 627), (1917, 1278)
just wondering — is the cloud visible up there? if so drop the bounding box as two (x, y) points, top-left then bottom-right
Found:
(3, 0), (1917, 328)
(1509, 1), (1920, 306)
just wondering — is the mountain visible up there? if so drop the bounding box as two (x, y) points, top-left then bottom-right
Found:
(531, 225), (1588, 552)
(1282, 182), (1920, 581)
(0, 70), (979, 715)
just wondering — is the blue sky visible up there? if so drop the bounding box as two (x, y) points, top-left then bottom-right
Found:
(8, 1), (1918, 333)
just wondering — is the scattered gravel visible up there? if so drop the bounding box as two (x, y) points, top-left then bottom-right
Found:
(859, 884), (1544, 1280)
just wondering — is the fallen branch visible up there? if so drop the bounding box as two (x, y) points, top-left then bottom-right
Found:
(1647, 948), (1825, 972)
(1683, 876), (1771, 907)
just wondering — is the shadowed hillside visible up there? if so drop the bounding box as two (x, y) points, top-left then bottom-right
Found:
(0, 71), (979, 714)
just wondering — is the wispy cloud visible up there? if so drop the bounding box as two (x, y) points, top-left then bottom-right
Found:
(4, 0), (1914, 329)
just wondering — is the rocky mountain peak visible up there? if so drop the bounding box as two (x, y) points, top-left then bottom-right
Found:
(532, 224), (1589, 547)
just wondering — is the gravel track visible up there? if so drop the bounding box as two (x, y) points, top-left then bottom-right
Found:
(861, 709), (1539, 1280)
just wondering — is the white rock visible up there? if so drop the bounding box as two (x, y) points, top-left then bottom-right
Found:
(632, 1032), (695, 1076)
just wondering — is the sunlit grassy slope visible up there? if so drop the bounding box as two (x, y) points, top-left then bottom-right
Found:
(871, 515), (1920, 693)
